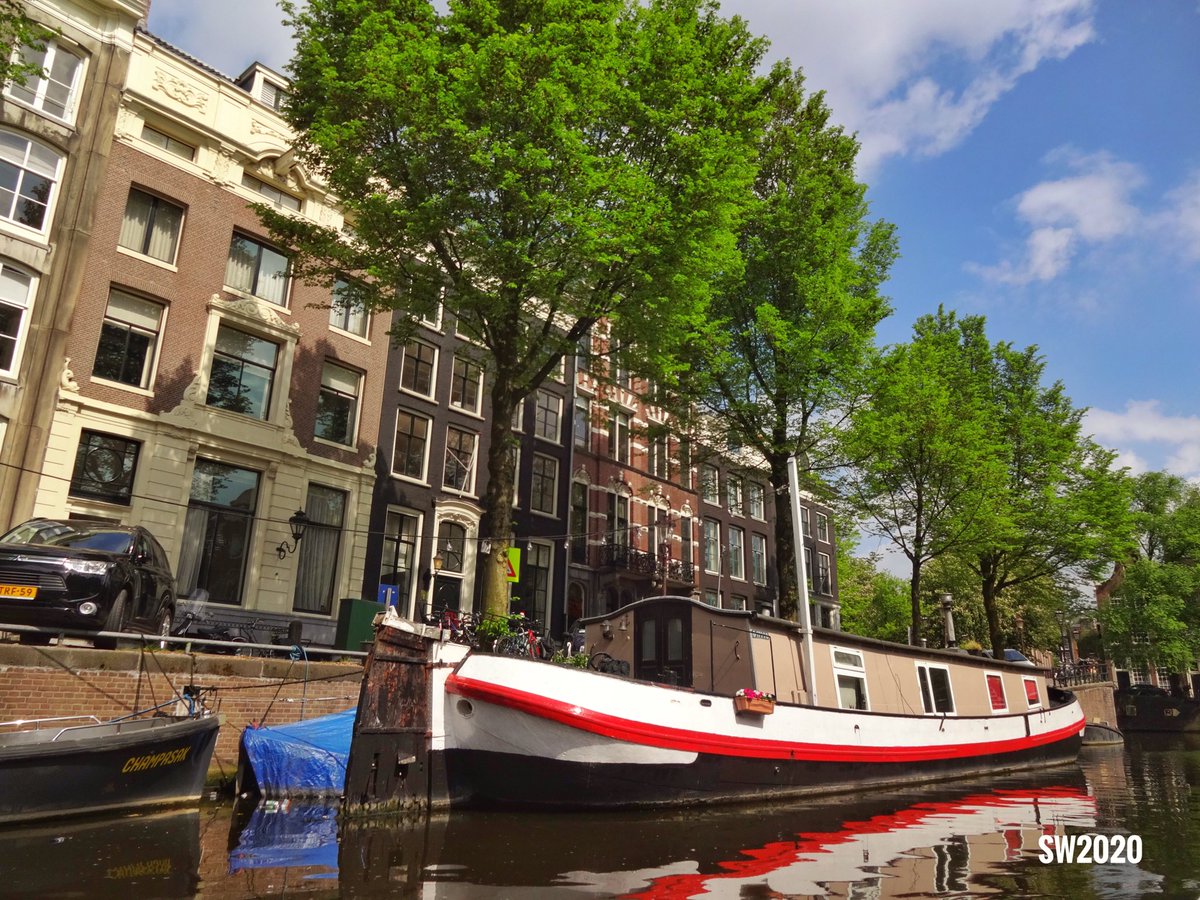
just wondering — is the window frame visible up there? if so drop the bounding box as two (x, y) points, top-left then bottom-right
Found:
(609, 410), (629, 464)
(443, 425), (478, 494)
(224, 232), (291, 306)
(751, 532), (768, 585)
(68, 430), (140, 506)
(450, 354), (483, 414)
(91, 287), (166, 392)
(702, 518), (720, 575)
(315, 360), (362, 447)
(329, 279), (369, 338)
(140, 123), (195, 161)
(748, 482), (765, 520)
(534, 389), (562, 443)
(916, 662), (956, 716)
(530, 453), (559, 516)
(399, 338), (437, 398)
(4, 38), (83, 124)
(0, 130), (63, 236)
(727, 525), (745, 580)
(0, 260), (35, 378)
(118, 186), (184, 265)
(242, 172), (301, 211)
(392, 409), (431, 483)
(205, 322), (280, 421)
(727, 476), (744, 516)
(984, 671), (1008, 713)
(700, 465), (720, 505)
(832, 646), (871, 711)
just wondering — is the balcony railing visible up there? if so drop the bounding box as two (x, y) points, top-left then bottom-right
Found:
(601, 543), (694, 584)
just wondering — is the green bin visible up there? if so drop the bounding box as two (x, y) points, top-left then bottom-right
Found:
(335, 597), (382, 650)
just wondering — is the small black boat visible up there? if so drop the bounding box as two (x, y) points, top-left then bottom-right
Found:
(0, 708), (220, 824)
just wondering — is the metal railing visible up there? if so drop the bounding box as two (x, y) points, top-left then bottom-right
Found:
(0, 622), (368, 660)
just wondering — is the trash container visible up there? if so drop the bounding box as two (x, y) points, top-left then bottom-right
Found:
(335, 597), (381, 651)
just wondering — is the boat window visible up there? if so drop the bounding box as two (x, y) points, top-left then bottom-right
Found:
(639, 618), (656, 664)
(917, 664), (955, 715)
(985, 672), (1007, 712)
(633, 602), (692, 687)
(831, 646), (869, 711)
(666, 616), (684, 663)
(1024, 677), (1041, 709)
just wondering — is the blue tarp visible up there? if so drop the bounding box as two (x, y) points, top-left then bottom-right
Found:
(240, 708), (354, 797)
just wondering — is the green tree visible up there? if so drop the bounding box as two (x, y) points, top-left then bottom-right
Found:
(266, 0), (773, 616)
(837, 309), (1001, 644)
(684, 69), (897, 618)
(835, 550), (910, 643)
(0, 1), (53, 88)
(1101, 472), (1200, 672)
(964, 343), (1133, 658)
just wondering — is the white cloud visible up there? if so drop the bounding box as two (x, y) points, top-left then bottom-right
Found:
(969, 149), (1145, 284)
(147, 0), (294, 77)
(722, 0), (1097, 175)
(1159, 169), (1200, 264)
(1086, 401), (1200, 479)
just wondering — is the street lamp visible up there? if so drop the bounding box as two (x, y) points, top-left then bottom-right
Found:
(275, 509), (310, 559)
(940, 593), (957, 649)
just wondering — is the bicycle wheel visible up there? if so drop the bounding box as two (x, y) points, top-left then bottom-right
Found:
(495, 635), (524, 656)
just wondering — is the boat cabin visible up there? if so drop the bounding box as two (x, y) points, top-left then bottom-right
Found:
(580, 596), (1053, 716)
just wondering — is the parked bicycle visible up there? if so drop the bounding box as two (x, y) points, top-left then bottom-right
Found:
(494, 613), (553, 659)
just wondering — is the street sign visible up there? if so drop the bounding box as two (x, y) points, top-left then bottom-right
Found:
(505, 547), (521, 582)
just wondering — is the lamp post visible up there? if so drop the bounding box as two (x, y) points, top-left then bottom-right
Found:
(940, 593), (957, 649)
(787, 453), (818, 707)
(275, 509), (310, 559)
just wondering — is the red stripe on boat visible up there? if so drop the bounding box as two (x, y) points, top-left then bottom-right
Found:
(445, 674), (1084, 763)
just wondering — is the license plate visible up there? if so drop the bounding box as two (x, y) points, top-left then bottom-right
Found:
(0, 584), (36, 599)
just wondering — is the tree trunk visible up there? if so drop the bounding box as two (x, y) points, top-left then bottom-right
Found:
(980, 556), (1004, 659)
(909, 557), (923, 645)
(769, 454), (797, 620)
(479, 385), (519, 619)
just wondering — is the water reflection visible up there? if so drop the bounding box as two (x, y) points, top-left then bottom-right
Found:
(11, 737), (1200, 898)
(1, 807), (200, 898)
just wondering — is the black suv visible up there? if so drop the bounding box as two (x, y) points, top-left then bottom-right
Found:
(0, 519), (176, 647)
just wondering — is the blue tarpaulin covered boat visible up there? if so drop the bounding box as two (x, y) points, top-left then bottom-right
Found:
(239, 709), (353, 798)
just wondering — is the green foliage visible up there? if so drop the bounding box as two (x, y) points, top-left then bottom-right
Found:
(682, 69), (897, 618)
(473, 614), (514, 652)
(551, 650), (590, 668)
(268, 0), (774, 616)
(0, 1), (54, 88)
(835, 552), (910, 643)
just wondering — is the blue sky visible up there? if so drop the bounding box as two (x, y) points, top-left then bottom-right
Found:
(148, 1), (1200, 481)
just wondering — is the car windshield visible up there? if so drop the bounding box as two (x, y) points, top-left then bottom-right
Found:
(2, 523), (132, 554)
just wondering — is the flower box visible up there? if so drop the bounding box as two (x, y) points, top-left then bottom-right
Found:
(734, 695), (775, 715)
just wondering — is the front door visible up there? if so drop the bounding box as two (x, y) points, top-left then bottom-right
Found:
(433, 576), (461, 615)
(634, 602), (692, 687)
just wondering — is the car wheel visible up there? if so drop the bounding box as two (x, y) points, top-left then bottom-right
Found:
(95, 589), (129, 650)
(156, 604), (173, 650)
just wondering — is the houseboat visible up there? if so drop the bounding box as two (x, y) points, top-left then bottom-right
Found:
(344, 597), (1084, 812)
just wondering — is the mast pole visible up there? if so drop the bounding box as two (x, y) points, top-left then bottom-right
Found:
(787, 454), (818, 707)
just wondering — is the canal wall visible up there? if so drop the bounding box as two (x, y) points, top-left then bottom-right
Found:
(0, 645), (364, 787)
(1073, 681), (1118, 727)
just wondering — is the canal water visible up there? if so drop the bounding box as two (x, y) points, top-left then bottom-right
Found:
(6, 734), (1200, 898)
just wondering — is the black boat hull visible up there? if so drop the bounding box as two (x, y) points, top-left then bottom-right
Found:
(0, 715), (220, 823)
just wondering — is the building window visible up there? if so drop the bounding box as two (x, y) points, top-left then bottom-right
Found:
(0, 262), (33, 376)
(0, 131), (61, 233)
(399, 339), (436, 397)
(392, 410), (429, 480)
(804, 547), (814, 590)
(225, 233), (290, 305)
(511, 398), (525, 431)
(607, 492), (629, 547)
(573, 399), (590, 449)
(443, 426), (477, 493)
(801, 505), (812, 535)
(293, 484), (346, 615)
(141, 124), (195, 161)
(329, 279), (368, 337)
(833, 647), (869, 711)
(816, 512), (829, 542)
(575, 330), (591, 373)
(729, 594), (747, 611)
(433, 520), (467, 613)
(727, 525), (745, 580)
(703, 589), (719, 607)
(917, 663), (955, 715)
(727, 476), (744, 516)
(5, 39), (82, 122)
(609, 411), (629, 463)
(531, 454), (558, 515)
(69, 431), (139, 505)
(524, 542), (552, 626)
(92, 289), (164, 390)
(751, 533), (767, 585)
(379, 509), (418, 616)
(570, 482), (588, 564)
(702, 518), (720, 574)
(450, 355), (483, 413)
(316, 361), (360, 446)
(748, 482), (765, 519)
(119, 188), (183, 264)
(258, 78), (286, 111)
(176, 459), (259, 605)
(700, 465), (720, 505)
(206, 324), (278, 420)
(816, 552), (832, 595)
(242, 172), (301, 211)
(648, 436), (669, 479)
(534, 390), (561, 442)
(679, 515), (692, 570)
